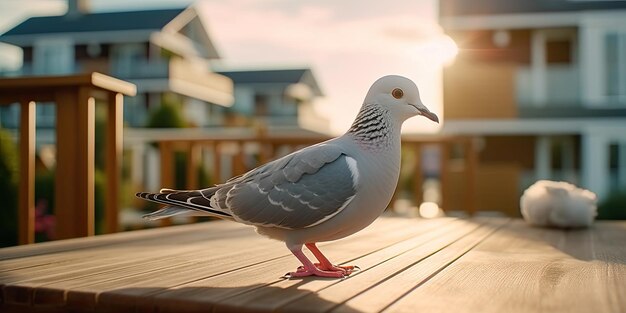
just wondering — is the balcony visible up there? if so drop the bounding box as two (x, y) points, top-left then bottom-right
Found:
(110, 60), (169, 79)
(0, 63), (82, 77)
(1, 58), (233, 106)
(111, 58), (233, 106)
(517, 65), (626, 118)
(516, 65), (580, 108)
(443, 61), (626, 120)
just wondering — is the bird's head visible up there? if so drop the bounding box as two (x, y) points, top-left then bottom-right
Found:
(364, 75), (439, 123)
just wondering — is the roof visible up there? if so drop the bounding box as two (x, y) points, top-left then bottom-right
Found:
(218, 69), (309, 85)
(2, 8), (184, 36)
(218, 69), (324, 96)
(440, 0), (626, 17)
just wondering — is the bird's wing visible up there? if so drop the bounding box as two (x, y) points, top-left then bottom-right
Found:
(208, 142), (359, 229)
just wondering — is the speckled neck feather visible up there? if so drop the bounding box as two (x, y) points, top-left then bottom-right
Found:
(348, 104), (393, 150)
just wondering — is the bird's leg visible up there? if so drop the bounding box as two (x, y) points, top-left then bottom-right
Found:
(304, 243), (356, 275)
(286, 244), (345, 278)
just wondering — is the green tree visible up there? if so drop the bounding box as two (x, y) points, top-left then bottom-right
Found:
(146, 94), (187, 128)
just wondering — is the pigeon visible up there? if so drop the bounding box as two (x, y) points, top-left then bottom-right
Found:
(136, 75), (439, 278)
(520, 180), (597, 228)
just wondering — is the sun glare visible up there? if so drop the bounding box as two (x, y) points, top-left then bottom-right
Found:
(415, 35), (459, 66)
(419, 202), (441, 219)
(438, 36), (459, 65)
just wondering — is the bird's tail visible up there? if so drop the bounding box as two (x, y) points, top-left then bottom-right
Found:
(142, 205), (215, 220)
(136, 188), (232, 220)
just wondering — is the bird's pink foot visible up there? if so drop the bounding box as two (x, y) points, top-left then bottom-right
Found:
(296, 263), (358, 275)
(287, 266), (345, 278)
(286, 244), (359, 279)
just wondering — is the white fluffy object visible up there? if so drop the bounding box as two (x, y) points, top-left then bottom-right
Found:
(520, 180), (598, 228)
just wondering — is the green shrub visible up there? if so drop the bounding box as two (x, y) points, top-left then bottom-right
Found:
(0, 128), (18, 247)
(95, 169), (105, 234)
(174, 151), (211, 190)
(598, 189), (626, 220)
(146, 94), (187, 128)
(34, 169), (55, 242)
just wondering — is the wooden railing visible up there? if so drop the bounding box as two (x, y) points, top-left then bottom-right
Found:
(0, 73), (136, 244)
(154, 134), (478, 220)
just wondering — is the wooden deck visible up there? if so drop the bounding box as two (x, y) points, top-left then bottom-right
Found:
(1, 216), (625, 313)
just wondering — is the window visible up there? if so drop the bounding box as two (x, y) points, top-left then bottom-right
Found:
(546, 39), (572, 64)
(605, 33), (626, 101)
(255, 94), (269, 116)
(111, 43), (145, 77)
(33, 38), (74, 74)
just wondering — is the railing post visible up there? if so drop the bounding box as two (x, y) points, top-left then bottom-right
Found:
(1, 73), (135, 242)
(439, 141), (450, 212)
(55, 87), (95, 239)
(104, 92), (123, 233)
(412, 143), (423, 209)
(233, 142), (246, 176)
(212, 142), (222, 184)
(159, 141), (174, 227)
(464, 137), (478, 216)
(186, 142), (200, 190)
(18, 100), (36, 245)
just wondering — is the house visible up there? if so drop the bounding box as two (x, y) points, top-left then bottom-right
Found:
(0, 0), (233, 129)
(218, 68), (328, 133)
(0, 0), (334, 226)
(439, 0), (626, 213)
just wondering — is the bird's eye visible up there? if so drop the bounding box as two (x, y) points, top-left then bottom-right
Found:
(391, 88), (404, 99)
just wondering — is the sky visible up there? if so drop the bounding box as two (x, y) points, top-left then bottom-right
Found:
(0, 0), (457, 134)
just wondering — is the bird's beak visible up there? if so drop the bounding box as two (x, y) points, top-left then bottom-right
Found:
(411, 103), (439, 123)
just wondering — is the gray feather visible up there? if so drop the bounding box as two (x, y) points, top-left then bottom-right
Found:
(137, 142), (358, 230)
(221, 143), (358, 229)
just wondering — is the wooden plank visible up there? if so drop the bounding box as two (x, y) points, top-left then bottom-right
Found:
(384, 221), (626, 313)
(1, 218), (412, 310)
(63, 218), (420, 312)
(54, 87), (95, 239)
(105, 92), (123, 234)
(325, 218), (508, 313)
(1, 223), (258, 306)
(18, 100), (36, 245)
(4, 218), (623, 313)
(216, 218), (486, 313)
(0, 220), (236, 261)
(273, 219), (484, 313)
(140, 219), (457, 313)
(35, 233), (273, 308)
(82, 218), (426, 312)
(0, 222), (244, 277)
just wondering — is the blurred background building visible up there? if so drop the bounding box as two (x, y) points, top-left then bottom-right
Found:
(440, 0), (626, 215)
(0, 0), (328, 132)
(0, 0), (330, 241)
(0, 1), (234, 128)
(1, 0), (625, 247)
(218, 68), (327, 132)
